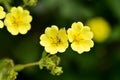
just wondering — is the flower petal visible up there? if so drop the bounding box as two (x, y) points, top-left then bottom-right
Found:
(0, 20), (4, 28)
(0, 6), (6, 19)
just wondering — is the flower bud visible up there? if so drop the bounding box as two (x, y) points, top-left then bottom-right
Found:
(0, 59), (18, 80)
(51, 67), (63, 76)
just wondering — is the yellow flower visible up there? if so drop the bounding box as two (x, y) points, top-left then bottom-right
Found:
(86, 17), (111, 42)
(0, 6), (6, 28)
(67, 22), (94, 54)
(40, 25), (68, 54)
(4, 6), (32, 35)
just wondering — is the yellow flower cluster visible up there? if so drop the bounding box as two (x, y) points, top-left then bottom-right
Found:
(0, 6), (6, 28)
(0, 6), (94, 54)
(86, 17), (111, 42)
(4, 6), (32, 35)
(40, 22), (94, 54)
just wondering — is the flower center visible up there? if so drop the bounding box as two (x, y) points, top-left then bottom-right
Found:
(75, 36), (80, 41)
(52, 35), (61, 45)
(74, 34), (83, 43)
(13, 16), (22, 26)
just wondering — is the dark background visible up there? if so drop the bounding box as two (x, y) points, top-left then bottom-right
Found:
(0, 0), (120, 80)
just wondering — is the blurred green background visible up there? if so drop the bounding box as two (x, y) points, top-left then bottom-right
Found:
(1, 0), (120, 80)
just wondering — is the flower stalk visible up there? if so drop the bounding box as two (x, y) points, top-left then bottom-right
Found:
(14, 61), (39, 71)
(1, 0), (11, 12)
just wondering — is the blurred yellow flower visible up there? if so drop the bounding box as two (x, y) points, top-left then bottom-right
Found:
(0, 6), (6, 28)
(86, 17), (111, 42)
(4, 6), (32, 35)
(40, 25), (68, 54)
(67, 22), (94, 54)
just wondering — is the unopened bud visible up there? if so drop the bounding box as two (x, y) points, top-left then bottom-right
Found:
(51, 67), (63, 75)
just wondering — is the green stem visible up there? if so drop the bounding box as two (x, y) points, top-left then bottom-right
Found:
(2, 0), (11, 12)
(14, 61), (39, 71)
(42, 50), (47, 58)
(22, 4), (28, 8)
(22, 0), (29, 8)
(14, 50), (47, 72)
(23, 61), (39, 68)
